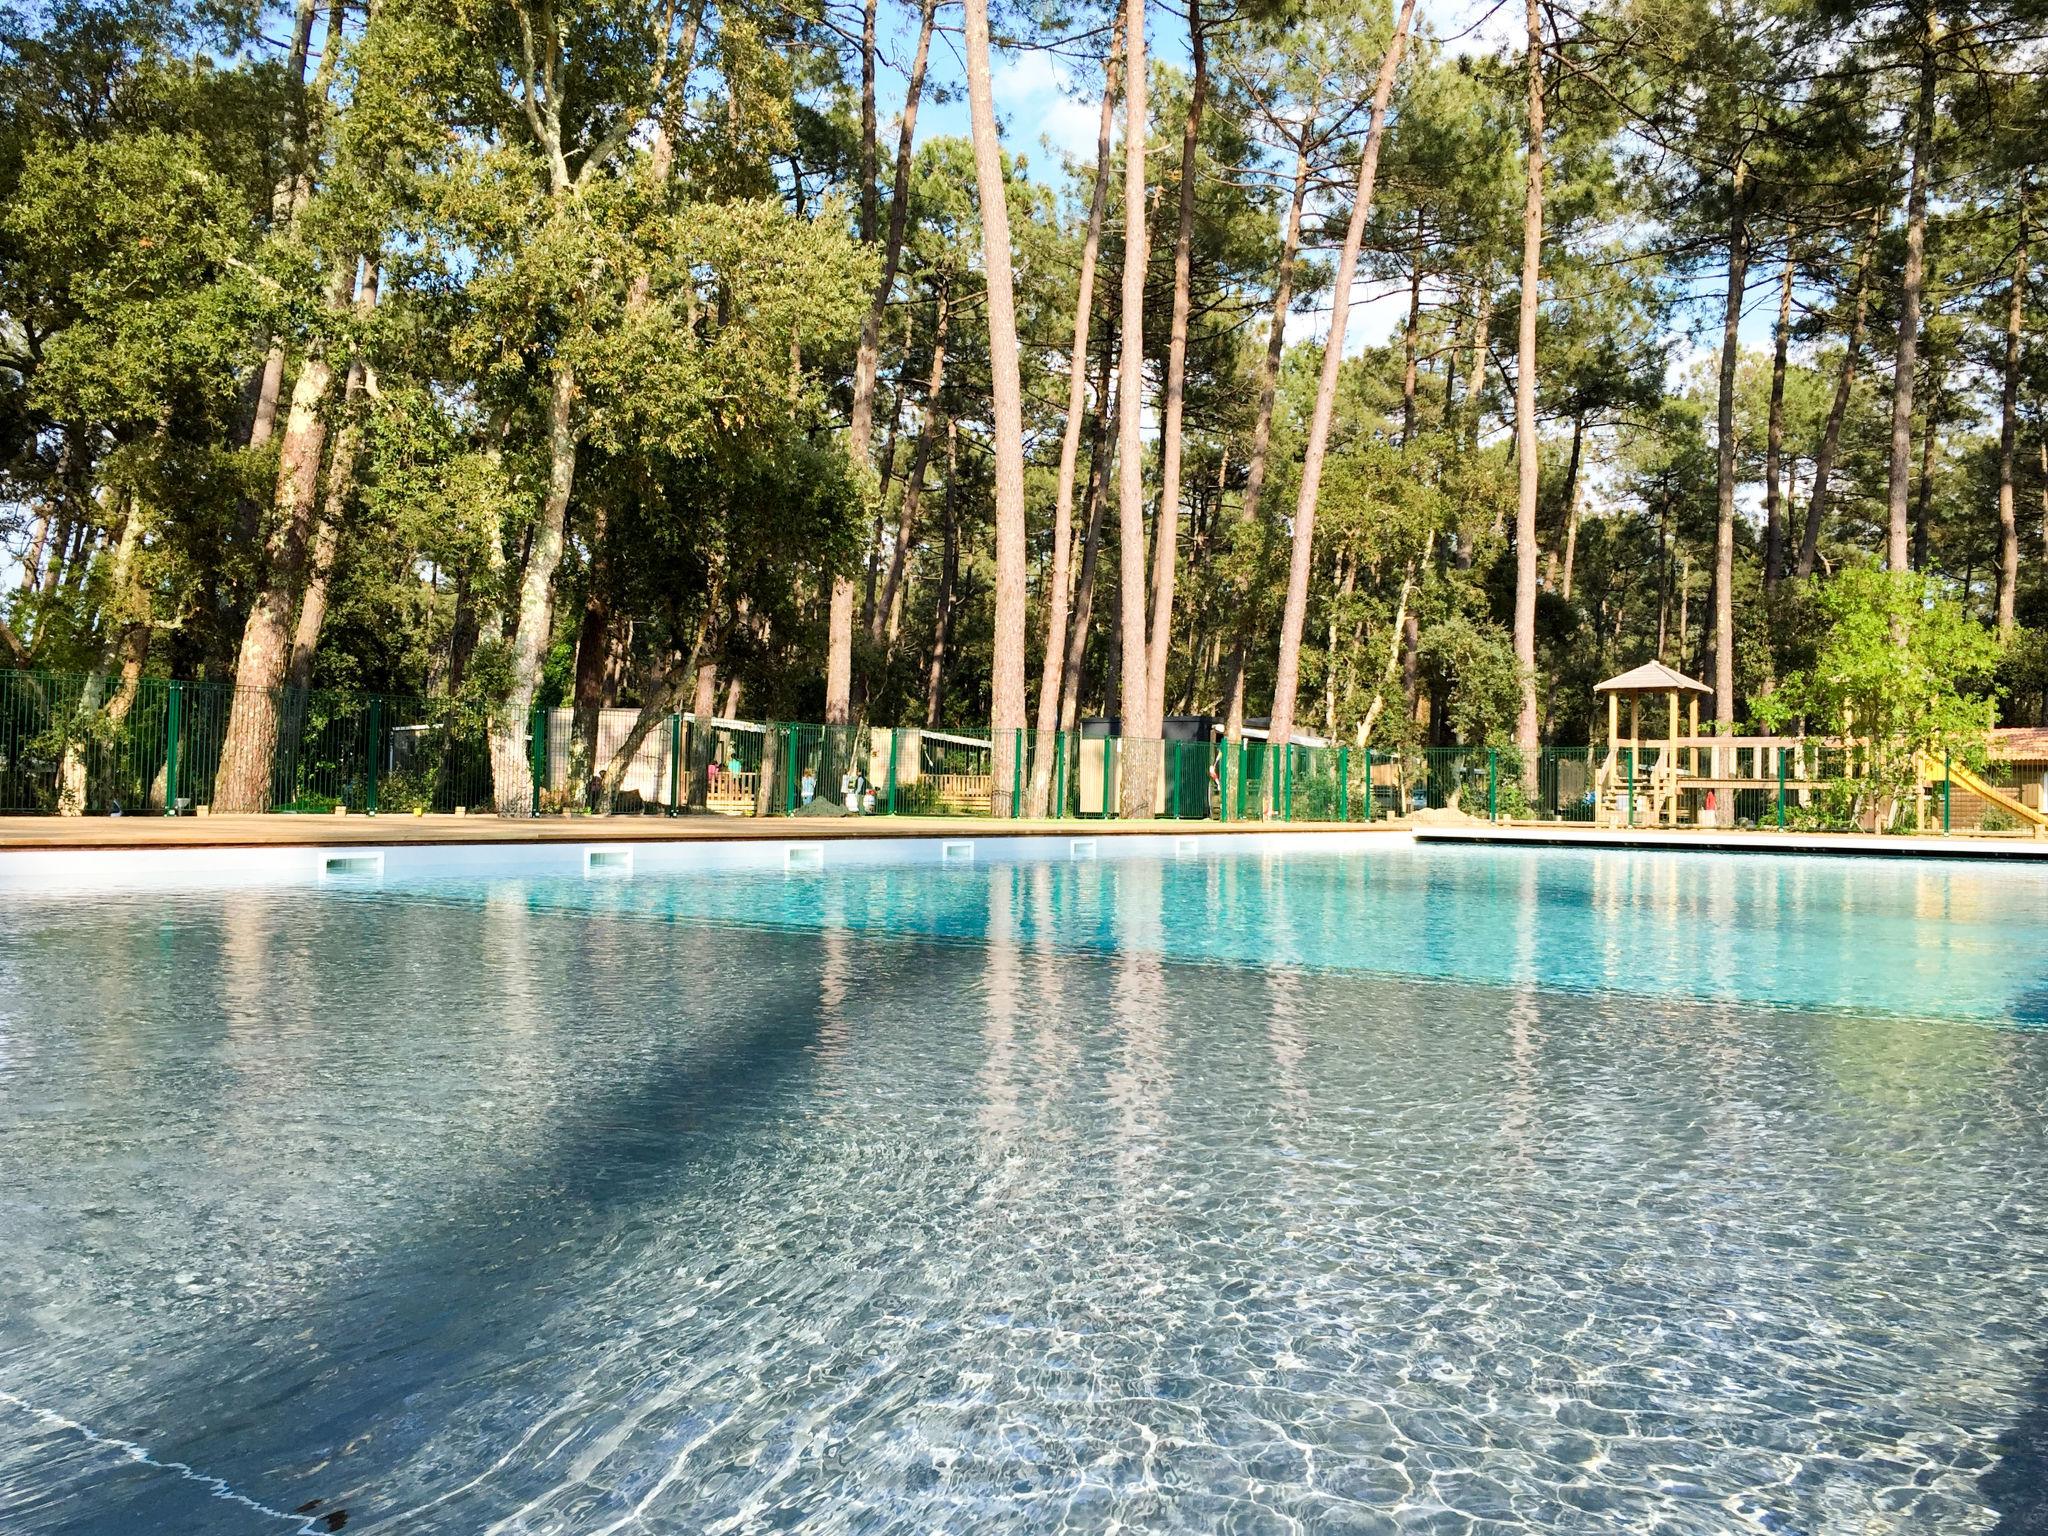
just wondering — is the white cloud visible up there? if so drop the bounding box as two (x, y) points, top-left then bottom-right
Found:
(992, 48), (1107, 166)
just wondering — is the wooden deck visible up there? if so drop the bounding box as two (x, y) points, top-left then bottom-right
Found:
(1418, 824), (2048, 861)
(0, 813), (1397, 852)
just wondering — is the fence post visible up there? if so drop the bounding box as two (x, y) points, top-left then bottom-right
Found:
(1013, 727), (1024, 818)
(1339, 746), (1350, 822)
(1776, 746), (1786, 830)
(1363, 748), (1374, 822)
(1104, 737), (1117, 819)
(1488, 747), (1499, 822)
(785, 725), (798, 815)
(1283, 746), (1295, 822)
(529, 707), (545, 815)
(886, 728), (900, 814)
(366, 697), (382, 815)
(163, 681), (183, 815)
(667, 714), (682, 814)
(1053, 732), (1066, 819)
(1626, 746), (1635, 828)
(1943, 752), (1951, 835)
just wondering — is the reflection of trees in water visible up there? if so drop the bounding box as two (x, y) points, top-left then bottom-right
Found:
(1108, 860), (1169, 1211)
(976, 866), (1023, 1146)
(1024, 863), (1080, 1114)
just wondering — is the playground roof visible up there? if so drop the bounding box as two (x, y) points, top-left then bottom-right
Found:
(1595, 661), (1712, 696)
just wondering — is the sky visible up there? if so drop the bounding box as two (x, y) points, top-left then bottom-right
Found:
(887, 0), (1777, 363)
(890, 0), (1535, 351)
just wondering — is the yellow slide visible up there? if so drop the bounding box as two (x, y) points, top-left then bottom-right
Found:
(1917, 752), (2048, 834)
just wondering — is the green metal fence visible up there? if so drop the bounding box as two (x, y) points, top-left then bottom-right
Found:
(18, 668), (2022, 833)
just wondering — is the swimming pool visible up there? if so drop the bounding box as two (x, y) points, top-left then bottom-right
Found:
(1, 840), (2044, 1532)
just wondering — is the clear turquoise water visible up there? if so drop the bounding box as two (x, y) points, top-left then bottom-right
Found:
(0, 844), (2045, 1534)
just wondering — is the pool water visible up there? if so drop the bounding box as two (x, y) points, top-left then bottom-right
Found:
(0, 844), (2044, 1533)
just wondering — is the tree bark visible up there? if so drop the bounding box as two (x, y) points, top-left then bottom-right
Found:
(1112, 0), (1154, 814)
(1026, 12), (1122, 815)
(924, 422), (961, 726)
(1996, 203), (2027, 639)
(247, 0), (323, 452)
(286, 260), (379, 693)
(961, 0), (1030, 814)
(18, 511), (49, 593)
(568, 502), (612, 788)
(489, 362), (580, 816)
(832, 0), (939, 724)
(1764, 236), (1795, 589)
(1144, 0), (1206, 750)
(1912, 354), (1942, 573)
(1885, 11), (1938, 573)
(1059, 349), (1118, 736)
(1220, 129), (1312, 744)
(876, 287), (950, 648)
(1510, 0), (1544, 779)
(1712, 164), (1748, 733)
(1798, 200), (1883, 580)
(1463, 272), (1493, 449)
(1560, 413), (1583, 602)
(1264, 0), (1417, 784)
(1401, 210), (1425, 446)
(56, 496), (149, 815)
(213, 257), (355, 813)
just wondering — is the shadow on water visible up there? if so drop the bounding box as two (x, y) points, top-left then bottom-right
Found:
(1986, 1347), (2048, 1535)
(51, 903), (984, 1532)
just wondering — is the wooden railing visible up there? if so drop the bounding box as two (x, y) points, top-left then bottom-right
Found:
(705, 770), (758, 814)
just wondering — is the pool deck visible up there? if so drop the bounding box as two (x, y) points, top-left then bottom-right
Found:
(0, 813), (1390, 852)
(1420, 822), (2048, 861)
(2, 814), (2043, 860)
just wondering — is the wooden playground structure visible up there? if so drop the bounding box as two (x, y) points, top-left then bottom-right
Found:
(1590, 661), (2048, 835)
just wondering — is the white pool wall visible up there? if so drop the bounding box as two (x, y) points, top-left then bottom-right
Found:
(0, 829), (1413, 895)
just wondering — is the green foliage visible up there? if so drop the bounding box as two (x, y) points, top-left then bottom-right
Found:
(1415, 616), (1526, 748)
(1752, 565), (2004, 798)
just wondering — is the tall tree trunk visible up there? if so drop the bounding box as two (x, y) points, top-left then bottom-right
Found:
(1264, 0), (1417, 783)
(248, 0), (323, 452)
(1360, 530), (1431, 745)
(1510, 0), (1544, 780)
(213, 257), (355, 813)
(1912, 356), (1942, 573)
(18, 511), (49, 593)
(832, 0), (939, 724)
(1798, 200), (1883, 580)
(924, 423), (961, 726)
(1026, 13), (1122, 815)
(1401, 210), (1425, 446)
(1143, 0), (1206, 750)
(489, 363), (580, 816)
(1712, 163), (1749, 735)
(1560, 412), (1583, 602)
(961, 0), (1030, 815)
(286, 260), (379, 693)
(1764, 235), (1795, 589)
(56, 495), (149, 815)
(1885, 12), (1938, 573)
(876, 288), (950, 648)
(568, 503), (612, 789)
(1220, 129), (1312, 744)
(1112, 0), (1154, 814)
(1059, 350), (1118, 736)
(1996, 204), (2027, 639)
(1462, 272), (1492, 450)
